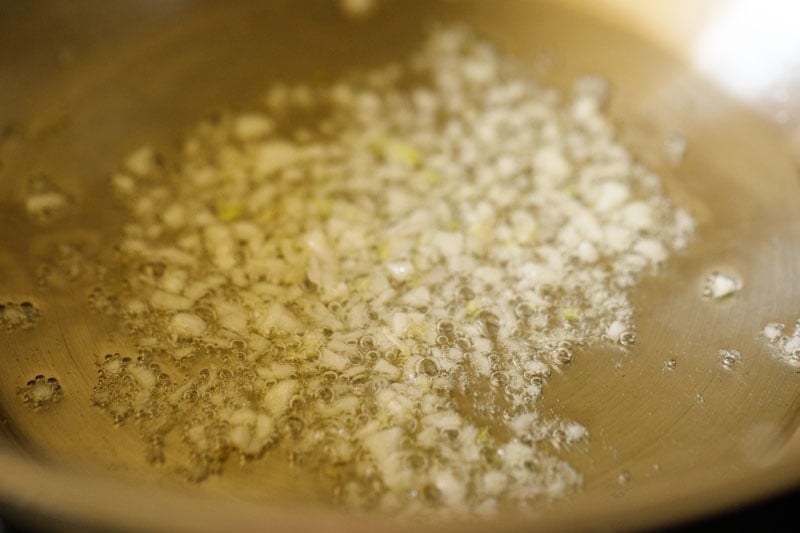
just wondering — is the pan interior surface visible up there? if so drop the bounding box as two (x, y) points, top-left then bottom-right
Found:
(0, 1), (799, 530)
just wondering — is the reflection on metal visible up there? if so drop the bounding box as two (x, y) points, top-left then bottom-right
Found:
(694, 0), (800, 100)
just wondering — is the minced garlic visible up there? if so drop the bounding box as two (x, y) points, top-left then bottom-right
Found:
(94, 25), (693, 516)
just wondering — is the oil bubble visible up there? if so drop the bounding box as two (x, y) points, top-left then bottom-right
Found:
(457, 286), (475, 300)
(406, 452), (428, 470)
(553, 348), (573, 366)
(416, 357), (439, 376)
(619, 331), (637, 347)
(316, 386), (334, 402)
(436, 319), (455, 335)
(514, 302), (535, 318)
(412, 343), (432, 357)
(490, 371), (509, 387)
(456, 337), (473, 351)
(479, 310), (501, 338)
(358, 334), (376, 350)
(719, 349), (741, 370)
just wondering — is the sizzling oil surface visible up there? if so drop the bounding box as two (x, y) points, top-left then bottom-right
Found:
(0, 1), (799, 530)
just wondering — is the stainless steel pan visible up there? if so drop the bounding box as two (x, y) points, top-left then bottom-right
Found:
(1, 1), (799, 530)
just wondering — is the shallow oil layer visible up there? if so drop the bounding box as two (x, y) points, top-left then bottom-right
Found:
(0, 0), (799, 530)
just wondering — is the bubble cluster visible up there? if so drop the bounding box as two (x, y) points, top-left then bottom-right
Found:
(762, 320), (800, 366)
(36, 243), (89, 288)
(24, 174), (72, 224)
(88, 286), (118, 315)
(0, 301), (40, 332)
(18, 375), (63, 410)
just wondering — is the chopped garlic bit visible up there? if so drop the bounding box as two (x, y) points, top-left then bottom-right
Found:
(170, 312), (207, 339)
(665, 133), (687, 165)
(125, 145), (157, 176)
(762, 320), (800, 366)
(24, 175), (72, 223)
(763, 322), (784, 342)
(703, 271), (742, 299)
(234, 113), (274, 141)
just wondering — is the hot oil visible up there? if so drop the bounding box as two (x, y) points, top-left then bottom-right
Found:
(0, 0), (799, 525)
